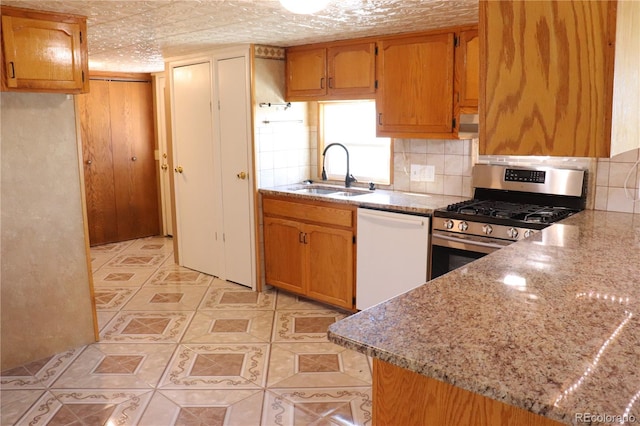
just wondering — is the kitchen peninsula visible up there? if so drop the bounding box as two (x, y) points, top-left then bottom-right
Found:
(329, 210), (640, 425)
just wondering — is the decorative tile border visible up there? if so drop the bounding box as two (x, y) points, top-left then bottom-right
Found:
(182, 310), (274, 344)
(254, 45), (285, 60)
(262, 387), (373, 425)
(100, 311), (193, 343)
(51, 343), (176, 389)
(16, 389), (153, 425)
(140, 389), (264, 425)
(159, 344), (269, 389)
(199, 287), (276, 311)
(0, 348), (84, 389)
(267, 342), (371, 388)
(272, 310), (348, 342)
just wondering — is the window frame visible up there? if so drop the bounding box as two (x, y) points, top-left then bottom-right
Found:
(317, 100), (394, 185)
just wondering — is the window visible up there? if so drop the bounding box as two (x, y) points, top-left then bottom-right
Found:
(319, 101), (392, 185)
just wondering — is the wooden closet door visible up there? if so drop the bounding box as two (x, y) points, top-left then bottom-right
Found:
(78, 80), (118, 245)
(109, 80), (159, 241)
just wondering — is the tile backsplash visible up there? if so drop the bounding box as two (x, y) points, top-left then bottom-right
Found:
(253, 97), (640, 215)
(392, 138), (475, 197)
(594, 148), (640, 214)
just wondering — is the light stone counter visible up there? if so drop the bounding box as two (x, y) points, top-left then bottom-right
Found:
(259, 183), (468, 215)
(328, 210), (640, 425)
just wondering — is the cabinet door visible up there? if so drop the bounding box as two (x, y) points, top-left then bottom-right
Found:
(376, 33), (455, 137)
(306, 224), (354, 310)
(1, 13), (88, 93)
(285, 47), (327, 99)
(109, 80), (159, 241)
(455, 29), (479, 109)
(327, 42), (376, 98)
(78, 80), (118, 245)
(480, 0), (614, 157)
(264, 217), (306, 295)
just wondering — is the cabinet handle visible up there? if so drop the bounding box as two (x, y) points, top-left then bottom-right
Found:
(328, 77), (333, 88)
(378, 113), (383, 126)
(175, 166), (183, 173)
(9, 62), (15, 79)
(303, 233), (308, 244)
(299, 232), (304, 243)
(161, 163), (168, 170)
(320, 77), (325, 89)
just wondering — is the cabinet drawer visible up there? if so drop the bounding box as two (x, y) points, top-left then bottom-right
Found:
(263, 198), (354, 228)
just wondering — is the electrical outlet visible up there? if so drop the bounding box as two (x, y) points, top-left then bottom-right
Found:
(410, 164), (435, 182)
(424, 165), (435, 182)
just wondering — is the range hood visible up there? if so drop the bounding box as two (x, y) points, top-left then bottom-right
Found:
(458, 113), (479, 139)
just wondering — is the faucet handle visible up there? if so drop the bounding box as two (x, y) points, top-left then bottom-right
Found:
(348, 174), (357, 183)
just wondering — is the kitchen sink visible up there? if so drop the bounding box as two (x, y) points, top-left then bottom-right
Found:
(294, 187), (340, 195)
(291, 185), (370, 198)
(330, 191), (368, 198)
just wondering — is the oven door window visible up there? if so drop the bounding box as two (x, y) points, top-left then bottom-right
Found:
(431, 245), (486, 280)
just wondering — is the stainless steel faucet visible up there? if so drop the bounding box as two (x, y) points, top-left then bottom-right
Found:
(321, 143), (357, 188)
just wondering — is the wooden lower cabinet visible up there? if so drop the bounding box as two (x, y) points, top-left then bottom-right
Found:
(262, 196), (355, 310)
(373, 359), (562, 426)
(263, 217), (306, 295)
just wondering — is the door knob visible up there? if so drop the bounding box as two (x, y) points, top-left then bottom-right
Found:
(237, 171), (247, 180)
(175, 166), (184, 173)
(161, 164), (168, 170)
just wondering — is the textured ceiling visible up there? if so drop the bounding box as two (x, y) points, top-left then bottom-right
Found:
(2, 0), (479, 72)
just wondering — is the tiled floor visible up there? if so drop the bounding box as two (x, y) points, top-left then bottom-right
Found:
(1, 236), (372, 425)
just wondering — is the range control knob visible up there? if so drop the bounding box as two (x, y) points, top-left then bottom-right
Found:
(482, 224), (493, 235)
(507, 227), (519, 239)
(458, 221), (469, 231)
(524, 229), (535, 238)
(444, 219), (454, 229)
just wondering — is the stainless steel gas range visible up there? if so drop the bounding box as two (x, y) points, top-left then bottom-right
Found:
(430, 164), (587, 279)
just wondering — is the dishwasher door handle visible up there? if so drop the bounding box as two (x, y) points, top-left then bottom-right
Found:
(358, 209), (426, 228)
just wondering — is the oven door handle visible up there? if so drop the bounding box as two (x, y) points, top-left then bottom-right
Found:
(432, 233), (508, 252)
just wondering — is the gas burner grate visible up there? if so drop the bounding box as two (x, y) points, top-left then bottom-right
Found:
(445, 200), (575, 223)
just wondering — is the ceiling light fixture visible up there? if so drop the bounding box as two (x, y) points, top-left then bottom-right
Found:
(279, 0), (330, 15)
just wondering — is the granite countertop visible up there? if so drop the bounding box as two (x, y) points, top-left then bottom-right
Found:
(259, 183), (468, 215)
(328, 210), (640, 425)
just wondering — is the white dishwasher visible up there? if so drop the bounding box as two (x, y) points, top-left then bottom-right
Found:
(356, 208), (430, 310)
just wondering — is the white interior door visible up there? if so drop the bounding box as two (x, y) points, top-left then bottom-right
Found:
(171, 61), (221, 276)
(215, 55), (255, 288)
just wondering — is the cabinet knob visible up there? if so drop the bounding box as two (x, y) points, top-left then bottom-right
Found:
(161, 164), (168, 170)
(237, 171), (247, 180)
(86, 159), (92, 165)
(131, 156), (137, 161)
(175, 166), (184, 173)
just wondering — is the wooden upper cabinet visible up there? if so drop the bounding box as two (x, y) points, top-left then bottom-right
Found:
(286, 47), (326, 99)
(286, 42), (375, 101)
(376, 32), (455, 138)
(326, 42), (376, 98)
(479, 0), (616, 157)
(455, 29), (479, 110)
(0, 6), (89, 93)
